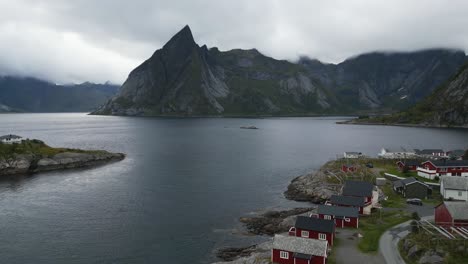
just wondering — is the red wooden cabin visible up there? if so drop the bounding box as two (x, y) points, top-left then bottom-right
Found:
(316, 205), (359, 228)
(288, 216), (335, 246)
(435, 202), (468, 227)
(272, 234), (328, 264)
(329, 195), (366, 215)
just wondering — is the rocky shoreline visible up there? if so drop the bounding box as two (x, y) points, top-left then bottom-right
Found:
(0, 151), (125, 177)
(336, 119), (468, 129)
(213, 161), (342, 263)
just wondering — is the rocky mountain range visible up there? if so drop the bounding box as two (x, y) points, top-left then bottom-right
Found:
(0, 77), (119, 112)
(91, 25), (466, 116)
(361, 63), (468, 128)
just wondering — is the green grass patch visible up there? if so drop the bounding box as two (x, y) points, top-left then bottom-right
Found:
(0, 139), (106, 159)
(357, 209), (411, 253)
(380, 183), (407, 208)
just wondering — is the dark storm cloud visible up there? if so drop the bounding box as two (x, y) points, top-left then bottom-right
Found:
(1, 0), (468, 84)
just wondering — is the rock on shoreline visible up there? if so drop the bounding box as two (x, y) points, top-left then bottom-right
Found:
(239, 208), (314, 236)
(284, 162), (341, 202)
(0, 151), (125, 176)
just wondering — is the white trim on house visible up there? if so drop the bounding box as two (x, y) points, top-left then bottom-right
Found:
(319, 233), (326, 240)
(324, 215), (331, 220)
(301, 230), (309, 238)
(280, 251), (289, 259)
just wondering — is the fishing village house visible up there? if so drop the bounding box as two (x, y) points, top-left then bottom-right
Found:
(435, 201), (468, 227)
(415, 149), (447, 158)
(440, 176), (468, 201)
(341, 164), (357, 173)
(447, 149), (466, 160)
(288, 216), (336, 247)
(392, 177), (432, 200)
(272, 234), (328, 264)
(315, 205), (359, 228)
(0, 134), (22, 144)
(342, 180), (377, 206)
(396, 160), (422, 172)
(328, 195), (368, 215)
(378, 148), (417, 159)
(343, 152), (363, 159)
(417, 160), (468, 179)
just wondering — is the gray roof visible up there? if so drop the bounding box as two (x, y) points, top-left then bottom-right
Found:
(273, 234), (328, 257)
(330, 195), (365, 207)
(430, 160), (468, 167)
(443, 202), (468, 220)
(317, 205), (359, 218)
(295, 216), (335, 233)
(441, 176), (468, 191)
(342, 180), (373, 197)
(393, 177), (430, 189)
(0, 134), (22, 140)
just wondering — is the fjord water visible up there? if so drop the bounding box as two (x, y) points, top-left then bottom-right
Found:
(1, 114), (467, 264)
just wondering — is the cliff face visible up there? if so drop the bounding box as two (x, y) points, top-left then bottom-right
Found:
(359, 64), (468, 127)
(93, 25), (467, 116)
(406, 64), (468, 127)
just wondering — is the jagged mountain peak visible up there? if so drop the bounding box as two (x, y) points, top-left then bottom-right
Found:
(162, 25), (197, 51)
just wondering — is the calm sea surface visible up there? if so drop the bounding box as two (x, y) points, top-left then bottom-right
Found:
(0, 113), (467, 263)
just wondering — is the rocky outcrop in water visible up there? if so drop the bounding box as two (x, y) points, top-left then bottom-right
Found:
(92, 25), (466, 116)
(239, 208), (314, 236)
(0, 151), (125, 176)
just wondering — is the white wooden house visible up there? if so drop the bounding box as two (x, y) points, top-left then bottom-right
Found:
(0, 134), (22, 144)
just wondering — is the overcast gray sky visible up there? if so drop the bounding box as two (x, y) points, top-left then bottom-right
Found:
(1, 0), (468, 84)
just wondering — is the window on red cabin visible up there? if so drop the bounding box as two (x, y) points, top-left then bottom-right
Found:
(280, 251), (289, 259)
(319, 233), (326, 240)
(324, 215), (331, 220)
(301, 231), (309, 237)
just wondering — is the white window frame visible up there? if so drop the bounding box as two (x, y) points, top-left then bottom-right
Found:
(324, 215), (332, 220)
(345, 218), (351, 222)
(318, 233), (326, 240)
(280, 251), (289, 259)
(301, 230), (309, 238)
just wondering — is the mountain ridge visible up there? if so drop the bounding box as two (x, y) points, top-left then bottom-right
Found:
(0, 76), (119, 112)
(92, 25), (467, 116)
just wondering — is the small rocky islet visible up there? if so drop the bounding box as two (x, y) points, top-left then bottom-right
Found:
(0, 138), (125, 177)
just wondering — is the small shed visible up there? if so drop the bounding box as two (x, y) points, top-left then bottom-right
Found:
(393, 177), (431, 199)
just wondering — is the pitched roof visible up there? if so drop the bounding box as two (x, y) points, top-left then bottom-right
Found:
(429, 160), (468, 167)
(342, 180), (373, 197)
(273, 234), (328, 257)
(443, 202), (468, 220)
(330, 195), (365, 207)
(317, 205), (359, 218)
(441, 176), (468, 191)
(393, 177), (430, 189)
(294, 216), (335, 233)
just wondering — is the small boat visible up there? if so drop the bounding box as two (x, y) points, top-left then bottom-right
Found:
(240, 125), (258, 130)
